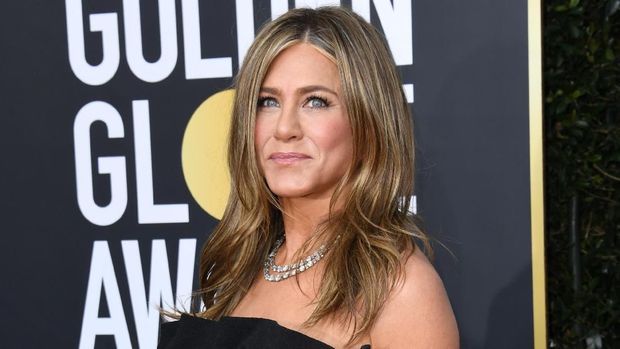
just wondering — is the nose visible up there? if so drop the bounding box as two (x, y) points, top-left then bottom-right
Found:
(274, 104), (302, 141)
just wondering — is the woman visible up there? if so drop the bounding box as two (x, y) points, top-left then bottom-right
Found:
(160, 6), (458, 349)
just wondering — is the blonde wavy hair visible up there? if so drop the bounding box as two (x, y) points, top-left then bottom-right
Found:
(195, 6), (430, 342)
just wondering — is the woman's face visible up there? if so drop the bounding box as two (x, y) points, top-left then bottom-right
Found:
(254, 43), (353, 200)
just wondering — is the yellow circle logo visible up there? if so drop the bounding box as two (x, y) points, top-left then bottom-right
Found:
(182, 90), (235, 220)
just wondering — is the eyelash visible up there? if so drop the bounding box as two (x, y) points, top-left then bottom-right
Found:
(257, 96), (278, 108)
(304, 95), (330, 108)
(256, 95), (331, 109)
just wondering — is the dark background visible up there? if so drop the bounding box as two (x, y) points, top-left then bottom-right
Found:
(0, 1), (536, 348)
(544, 0), (619, 346)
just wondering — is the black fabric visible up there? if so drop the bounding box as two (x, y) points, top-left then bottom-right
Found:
(158, 314), (371, 349)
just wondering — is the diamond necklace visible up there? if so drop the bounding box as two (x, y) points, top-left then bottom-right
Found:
(263, 235), (338, 282)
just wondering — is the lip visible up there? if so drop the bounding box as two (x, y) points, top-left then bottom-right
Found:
(268, 152), (312, 164)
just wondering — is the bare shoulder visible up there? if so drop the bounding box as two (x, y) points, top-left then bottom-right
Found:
(370, 247), (459, 348)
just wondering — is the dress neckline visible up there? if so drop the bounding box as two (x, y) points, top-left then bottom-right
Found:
(179, 314), (371, 348)
(221, 315), (333, 347)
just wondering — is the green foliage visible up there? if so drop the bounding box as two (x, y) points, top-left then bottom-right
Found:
(544, 0), (620, 346)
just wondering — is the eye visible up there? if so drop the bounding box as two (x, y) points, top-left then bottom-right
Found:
(258, 96), (279, 108)
(304, 96), (329, 108)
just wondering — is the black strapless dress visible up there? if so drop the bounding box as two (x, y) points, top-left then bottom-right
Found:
(158, 314), (371, 349)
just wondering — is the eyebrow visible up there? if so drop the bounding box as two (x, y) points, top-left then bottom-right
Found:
(259, 85), (339, 96)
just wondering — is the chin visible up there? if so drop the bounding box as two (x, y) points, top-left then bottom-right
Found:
(269, 186), (310, 198)
(263, 175), (309, 197)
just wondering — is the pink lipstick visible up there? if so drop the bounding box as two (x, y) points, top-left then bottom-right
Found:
(269, 152), (311, 164)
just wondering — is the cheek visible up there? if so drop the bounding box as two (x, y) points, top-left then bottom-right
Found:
(254, 119), (268, 151)
(253, 119), (270, 173)
(312, 119), (353, 158)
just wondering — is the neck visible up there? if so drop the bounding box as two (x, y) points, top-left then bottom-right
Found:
(278, 195), (333, 262)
